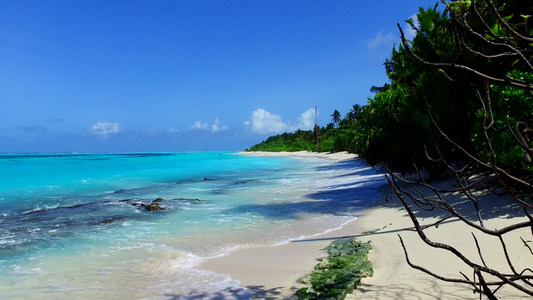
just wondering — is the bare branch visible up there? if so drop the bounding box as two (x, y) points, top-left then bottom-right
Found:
(520, 236), (533, 255)
(483, 0), (533, 44)
(472, 233), (488, 268)
(387, 175), (533, 296)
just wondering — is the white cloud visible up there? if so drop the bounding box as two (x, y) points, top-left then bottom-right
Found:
(211, 118), (229, 132)
(245, 108), (317, 134)
(298, 108), (317, 130)
(245, 109), (290, 134)
(403, 14), (419, 41)
(191, 118), (229, 132)
(91, 122), (120, 136)
(367, 13), (418, 54)
(367, 31), (397, 50)
(191, 121), (210, 130)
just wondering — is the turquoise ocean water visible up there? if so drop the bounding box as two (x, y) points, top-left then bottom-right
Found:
(0, 152), (384, 299)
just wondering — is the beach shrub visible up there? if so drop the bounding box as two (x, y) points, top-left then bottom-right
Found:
(295, 238), (372, 300)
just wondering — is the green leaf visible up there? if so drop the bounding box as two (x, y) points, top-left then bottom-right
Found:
(503, 14), (514, 22)
(491, 24), (501, 36)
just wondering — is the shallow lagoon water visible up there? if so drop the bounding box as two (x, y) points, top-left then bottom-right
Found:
(0, 152), (384, 299)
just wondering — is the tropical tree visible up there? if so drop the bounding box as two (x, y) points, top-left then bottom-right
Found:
(352, 3), (478, 172)
(330, 110), (341, 128)
(345, 104), (363, 125)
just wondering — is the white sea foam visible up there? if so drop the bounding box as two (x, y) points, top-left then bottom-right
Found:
(44, 203), (60, 210)
(23, 206), (43, 214)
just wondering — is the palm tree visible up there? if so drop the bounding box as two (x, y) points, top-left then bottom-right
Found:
(351, 104), (362, 120)
(331, 110), (341, 127)
(345, 105), (362, 124)
(370, 83), (390, 94)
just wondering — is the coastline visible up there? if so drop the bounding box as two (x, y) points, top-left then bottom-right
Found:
(199, 151), (364, 298)
(200, 151), (532, 299)
(236, 150), (358, 161)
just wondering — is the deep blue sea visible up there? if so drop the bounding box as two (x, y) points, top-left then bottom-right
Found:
(0, 152), (384, 299)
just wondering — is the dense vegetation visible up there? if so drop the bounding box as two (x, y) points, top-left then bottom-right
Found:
(245, 128), (336, 152)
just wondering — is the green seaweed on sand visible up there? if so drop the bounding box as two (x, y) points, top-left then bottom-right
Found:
(295, 238), (373, 300)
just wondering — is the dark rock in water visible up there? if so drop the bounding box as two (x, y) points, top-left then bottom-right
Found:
(119, 197), (204, 211)
(119, 199), (143, 206)
(100, 218), (116, 224)
(234, 179), (259, 185)
(120, 198), (160, 209)
(141, 203), (166, 211)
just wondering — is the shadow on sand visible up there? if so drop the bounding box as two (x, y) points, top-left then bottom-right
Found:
(224, 159), (386, 219)
(164, 285), (292, 300)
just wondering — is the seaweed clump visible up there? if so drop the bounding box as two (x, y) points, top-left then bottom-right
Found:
(295, 238), (372, 300)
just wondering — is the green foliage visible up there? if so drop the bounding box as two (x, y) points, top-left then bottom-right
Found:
(245, 127), (342, 153)
(295, 239), (372, 300)
(345, 2), (533, 173)
(471, 71), (533, 170)
(245, 131), (315, 152)
(331, 110), (341, 128)
(345, 5), (478, 171)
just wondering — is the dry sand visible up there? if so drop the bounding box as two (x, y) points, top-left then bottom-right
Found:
(236, 150), (358, 161)
(200, 151), (532, 299)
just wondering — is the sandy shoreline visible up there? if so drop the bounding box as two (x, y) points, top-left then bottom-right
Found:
(200, 151), (531, 299)
(236, 150), (358, 161)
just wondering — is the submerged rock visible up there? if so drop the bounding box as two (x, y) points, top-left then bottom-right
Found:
(234, 179), (260, 185)
(93, 215), (127, 225)
(118, 197), (205, 211)
(140, 203), (166, 211)
(119, 198), (166, 211)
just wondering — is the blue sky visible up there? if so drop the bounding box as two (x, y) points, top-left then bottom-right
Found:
(0, 0), (437, 153)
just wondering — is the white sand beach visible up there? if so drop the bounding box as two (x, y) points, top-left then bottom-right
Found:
(200, 151), (532, 299)
(236, 150), (358, 161)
